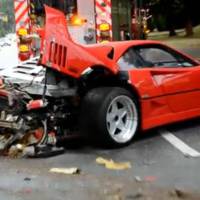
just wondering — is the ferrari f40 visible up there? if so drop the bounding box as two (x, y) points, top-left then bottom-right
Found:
(0, 6), (200, 150)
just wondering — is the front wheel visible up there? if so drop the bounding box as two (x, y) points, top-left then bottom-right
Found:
(80, 87), (139, 147)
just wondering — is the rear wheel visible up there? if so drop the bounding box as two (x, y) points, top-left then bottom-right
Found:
(80, 87), (139, 147)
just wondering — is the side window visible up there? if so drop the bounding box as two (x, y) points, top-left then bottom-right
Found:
(137, 47), (178, 67)
(136, 46), (195, 68)
(117, 48), (142, 70)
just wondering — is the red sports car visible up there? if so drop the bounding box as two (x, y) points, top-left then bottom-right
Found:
(0, 6), (200, 149)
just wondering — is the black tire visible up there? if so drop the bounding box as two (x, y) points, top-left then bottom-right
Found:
(79, 87), (139, 147)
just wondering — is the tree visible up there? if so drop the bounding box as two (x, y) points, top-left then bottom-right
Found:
(182, 0), (193, 36)
(147, 0), (184, 36)
(0, 0), (15, 37)
(146, 0), (199, 37)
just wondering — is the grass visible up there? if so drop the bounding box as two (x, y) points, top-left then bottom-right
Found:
(148, 25), (200, 48)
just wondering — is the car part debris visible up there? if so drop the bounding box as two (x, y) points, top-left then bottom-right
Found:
(0, 69), (68, 158)
(96, 157), (131, 170)
(8, 143), (65, 158)
(24, 177), (31, 181)
(29, 145), (65, 158)
(49, 167), (80, 175)
(126, 188), (144, 199)
(134, 176), (142, 182)
(144, 176), (157, 183)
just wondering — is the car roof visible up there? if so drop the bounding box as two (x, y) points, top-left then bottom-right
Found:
(86, 40), (163, 61)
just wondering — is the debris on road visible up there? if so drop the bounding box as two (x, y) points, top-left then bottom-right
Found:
(8, 144), (25, 158)
(49, 167), (80, 175)
(0, 115), (65, 158)
(8, 144), (65, 158)
(134, 176), (142, 182)
(20, 188), (32, 194)
(105, 194), (122, 200)
(173, 187), (189, 199)
(144, 176), (157, 183)
(96, 157), (131, 170)
(126, 188), (144, 199)
(24, 177), (31, 182)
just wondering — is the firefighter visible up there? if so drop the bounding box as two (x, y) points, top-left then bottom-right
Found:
(17, 25), (32, 61)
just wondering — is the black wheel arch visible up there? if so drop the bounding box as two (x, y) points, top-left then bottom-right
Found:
(79, 66), (141, 107)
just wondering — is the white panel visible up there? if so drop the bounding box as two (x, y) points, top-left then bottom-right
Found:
(68, 0), (96, 44)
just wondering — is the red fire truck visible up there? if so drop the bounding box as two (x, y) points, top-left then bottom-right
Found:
(2, 0), (138, 61)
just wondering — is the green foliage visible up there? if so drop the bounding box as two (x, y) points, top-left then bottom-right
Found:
(0, 0), (15, 37)
(145, 0), (200, 32)
(153, 15), (167, 31)
(147, 0), (183, 15)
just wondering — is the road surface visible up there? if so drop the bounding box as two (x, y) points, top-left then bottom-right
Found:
(0, 48), (200, 200)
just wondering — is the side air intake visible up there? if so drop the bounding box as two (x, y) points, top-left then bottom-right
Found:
(49, 42), (67, 68)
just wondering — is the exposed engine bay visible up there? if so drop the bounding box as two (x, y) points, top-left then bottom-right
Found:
(0, 67), (81, 157)
(0, 6), (129, 156)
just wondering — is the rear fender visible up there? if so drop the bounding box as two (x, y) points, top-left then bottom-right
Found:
(41, 6), (118, 78)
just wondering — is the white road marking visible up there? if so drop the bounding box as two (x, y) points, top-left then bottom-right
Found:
(160, 129), (200, 157)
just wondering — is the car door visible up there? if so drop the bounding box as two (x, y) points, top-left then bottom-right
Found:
(135, 44), (200, 113)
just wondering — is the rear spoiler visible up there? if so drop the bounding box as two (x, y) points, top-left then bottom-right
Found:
(41, 6), (117, 78)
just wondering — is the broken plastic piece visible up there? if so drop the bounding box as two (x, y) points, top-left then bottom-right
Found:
(135, 176), (142, 182)
(23, 146), (35, 157)
(47, 132), (57, 145)
(28, 145), (65, 158)
(0, 134), (14, 151)
(26, 99), (47, 110)
(49, 167), (80, 175)
(24, 177), (31, 181)
(144, 176), (157, 182)
(96, 157), (131, 170)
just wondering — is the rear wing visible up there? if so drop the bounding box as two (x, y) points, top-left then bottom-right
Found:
(41, 6), (117, 78)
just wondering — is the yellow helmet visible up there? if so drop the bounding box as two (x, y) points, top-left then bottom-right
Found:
(18, 28), (28, 36)
(99, 23), (110, 31)
(19, 44), (29, 52)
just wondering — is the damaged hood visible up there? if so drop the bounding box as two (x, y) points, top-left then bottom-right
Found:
(41, 6), (118, 78)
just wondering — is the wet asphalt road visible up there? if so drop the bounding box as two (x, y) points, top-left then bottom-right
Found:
(1, 120), (200, 199)
(0, 48), (200, 200)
